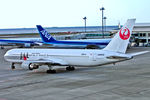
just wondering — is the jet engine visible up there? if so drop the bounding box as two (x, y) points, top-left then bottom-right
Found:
(21, 62), (39, 70)
(86, 45), (99, 49)
(24, 43), (31, 48)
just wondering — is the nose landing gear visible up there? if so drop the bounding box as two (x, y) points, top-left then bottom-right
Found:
(11, 63), (15, 70)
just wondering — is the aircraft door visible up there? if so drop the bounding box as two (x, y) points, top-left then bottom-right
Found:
(89, 53), (97, 61)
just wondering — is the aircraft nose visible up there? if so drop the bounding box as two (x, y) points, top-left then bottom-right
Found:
(4, 52), (8, 60)
(4, 52), (10, 61)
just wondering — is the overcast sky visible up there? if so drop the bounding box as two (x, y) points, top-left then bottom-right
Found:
(0, 0), (149, 28)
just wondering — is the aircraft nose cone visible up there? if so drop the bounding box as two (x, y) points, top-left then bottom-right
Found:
(4, 53), (8, 60)
(4, 52), (10, 61)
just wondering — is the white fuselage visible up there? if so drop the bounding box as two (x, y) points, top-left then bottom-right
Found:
(4, 48), (131, 67)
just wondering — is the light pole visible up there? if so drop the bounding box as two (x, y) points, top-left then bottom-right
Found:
(83, 17), (87, 32)
(100, 7), (105, 38)
(103, 17), (107, 34)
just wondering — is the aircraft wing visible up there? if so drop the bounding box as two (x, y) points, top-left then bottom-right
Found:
(0, 39), (42, 47)
(0, 39), (35, 43)
(106, 56), (130, 59)
(106, 51), (149, 60)
(24, 58), (68, 66)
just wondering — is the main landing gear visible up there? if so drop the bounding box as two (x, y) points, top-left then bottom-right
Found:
(11, 63), (15, 69)
(47, 69), (56, 74)
(66, 66), (75, 71)
(1, 46), (4, 49)
(46, 65), (56, 74)
(46, 66), (75, 73)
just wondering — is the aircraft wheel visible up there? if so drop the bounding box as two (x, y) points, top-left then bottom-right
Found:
(66, 66), (75, 71)
(1, 46), (4, 49)
(47, 70), (56, 74)
(11, 63), (15, 70)
(71, 67), (75, 70)
(11, 65), (15, 70)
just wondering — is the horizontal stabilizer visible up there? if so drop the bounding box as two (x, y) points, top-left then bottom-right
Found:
(129, 51), (149, 56)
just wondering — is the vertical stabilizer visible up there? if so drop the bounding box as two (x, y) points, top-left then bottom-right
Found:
(36, 25), (56, 42)
(103, 19), (136, 53)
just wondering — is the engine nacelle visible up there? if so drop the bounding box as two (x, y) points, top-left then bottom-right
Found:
(86, 45), (99, 49)
(24, 43), (31, 48)
(29, 63), (39, 70)
(21, 62), (39, 70)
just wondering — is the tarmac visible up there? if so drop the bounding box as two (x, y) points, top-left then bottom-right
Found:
(0, 47), (150, 100)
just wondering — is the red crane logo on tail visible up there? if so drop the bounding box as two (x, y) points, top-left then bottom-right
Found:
(119, 27), (130, 40)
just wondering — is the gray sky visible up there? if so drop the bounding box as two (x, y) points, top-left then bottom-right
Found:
(0, 0), (149, 28)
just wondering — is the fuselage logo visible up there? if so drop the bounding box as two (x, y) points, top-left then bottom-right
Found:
(40, 30), (51, 40)
(119, 27), (130, 40)
(20, 53), (29, 60)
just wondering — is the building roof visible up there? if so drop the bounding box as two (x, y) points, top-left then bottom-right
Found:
(111, 23), (150, 33)
(133, 27), (150, 32)
(133, 23), (150, 32)
(134, 23), (150, 27)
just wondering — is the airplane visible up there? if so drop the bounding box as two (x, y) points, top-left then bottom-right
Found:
(0, 32), (111, 49)
(0, 25), (111, 49)
(4, 19), (149, 73)
(36, 25), (111, 49)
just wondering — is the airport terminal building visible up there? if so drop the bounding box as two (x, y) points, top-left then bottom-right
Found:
(132, 23), (150, 46)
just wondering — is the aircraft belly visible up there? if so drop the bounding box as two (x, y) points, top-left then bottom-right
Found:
(61, 56), (91, 66)
(62, 56), (106, 66)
